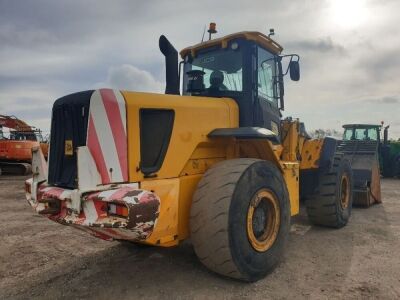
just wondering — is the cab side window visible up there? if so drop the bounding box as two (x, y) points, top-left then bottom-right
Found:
(258, 47), (277, 105)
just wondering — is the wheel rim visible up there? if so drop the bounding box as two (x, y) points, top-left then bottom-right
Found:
(340, 174), (350, 209)
(246, 189), (280, 252)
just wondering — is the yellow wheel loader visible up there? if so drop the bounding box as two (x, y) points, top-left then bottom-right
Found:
(26, 25), (356, 282)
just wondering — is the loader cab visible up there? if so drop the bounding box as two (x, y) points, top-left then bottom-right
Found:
(180, 32), (300, 137)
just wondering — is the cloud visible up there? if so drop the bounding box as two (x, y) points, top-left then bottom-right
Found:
(382, 96), (399, 104)
(357, 47), (400, 83)
(99, 64), (164, 93)
(287, 37), (346, 54)
(365, 96), (399, 104)
(380, 96), (399, 104)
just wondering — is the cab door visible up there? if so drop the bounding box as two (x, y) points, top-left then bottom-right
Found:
(255, 47), (281, 136)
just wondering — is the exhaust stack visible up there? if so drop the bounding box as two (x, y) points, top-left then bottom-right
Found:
(159, 35), (179, 95)
(383, 125), (389, 145)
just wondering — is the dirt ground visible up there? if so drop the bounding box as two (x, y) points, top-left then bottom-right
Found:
(0, 176), (399, 300)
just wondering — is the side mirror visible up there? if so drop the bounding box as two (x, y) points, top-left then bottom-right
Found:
(289, 61), (300, 81)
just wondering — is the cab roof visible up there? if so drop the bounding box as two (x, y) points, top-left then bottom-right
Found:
(343, 124), (381, 129)
(180, 31), (283, 59)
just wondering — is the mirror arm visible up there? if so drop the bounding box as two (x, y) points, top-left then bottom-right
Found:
(277, 57), (285, 111)
(178, 61), (184, 93)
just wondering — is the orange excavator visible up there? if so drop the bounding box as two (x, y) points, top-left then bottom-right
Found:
(0, 115), (48, 175)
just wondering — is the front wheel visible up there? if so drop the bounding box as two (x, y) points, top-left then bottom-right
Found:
(306, 154), (353, 228)
(190, 159), (290, 282)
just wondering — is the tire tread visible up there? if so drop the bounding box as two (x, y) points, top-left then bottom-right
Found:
(190, 159), (259, 280)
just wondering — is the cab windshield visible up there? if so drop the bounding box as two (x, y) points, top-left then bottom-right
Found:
(0, 127), (39, 141)
(10, 131), (37, 141)
(183, 47), (243, 94)
(343, 127), (379, 141)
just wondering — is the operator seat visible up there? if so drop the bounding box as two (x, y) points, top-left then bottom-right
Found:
(209, 70), (228, 92)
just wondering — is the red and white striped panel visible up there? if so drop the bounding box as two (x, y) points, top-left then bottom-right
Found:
(87, 89), (128, 184)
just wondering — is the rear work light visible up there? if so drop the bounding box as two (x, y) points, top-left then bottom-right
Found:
(108, 203), (129, 218)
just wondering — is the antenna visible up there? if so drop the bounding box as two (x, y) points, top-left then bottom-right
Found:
(201, 24), (206, 42)
(268, 28), (275, 37)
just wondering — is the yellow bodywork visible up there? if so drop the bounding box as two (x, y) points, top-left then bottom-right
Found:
(300, 139), (324, 170)
(120, 92), (313, 246)
(122, 91), (238, 182)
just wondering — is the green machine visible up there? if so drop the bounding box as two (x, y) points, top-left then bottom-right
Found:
(380, 126), (400, 178)
(338, 124), (382, 207)
(342, 124), (400, 178)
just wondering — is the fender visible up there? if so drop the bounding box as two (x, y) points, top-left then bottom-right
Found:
(208, 127), (279, 143)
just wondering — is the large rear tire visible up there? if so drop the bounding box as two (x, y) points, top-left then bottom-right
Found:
(190, 159), (290, 282)
(306, 154), (353, 228)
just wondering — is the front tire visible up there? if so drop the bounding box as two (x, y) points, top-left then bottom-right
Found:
(190, 159), (290, 282)
(306, 154), (353, 228)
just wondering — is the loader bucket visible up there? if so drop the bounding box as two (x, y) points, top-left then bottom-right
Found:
(336, 140), (382, 207)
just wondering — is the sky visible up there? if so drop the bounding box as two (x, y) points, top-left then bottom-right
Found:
(0, 0), (399, 139)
